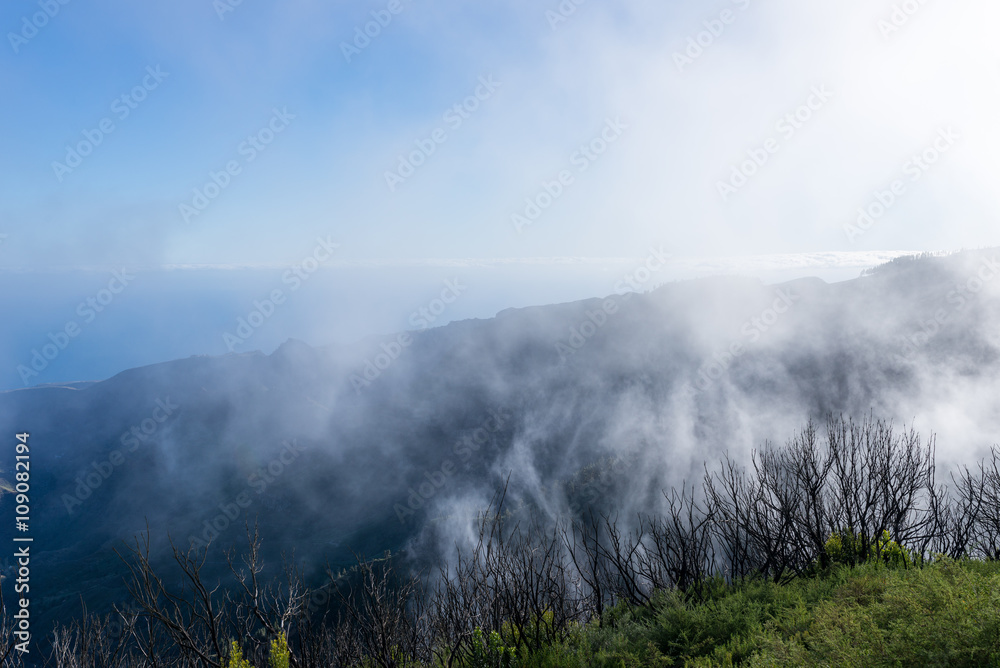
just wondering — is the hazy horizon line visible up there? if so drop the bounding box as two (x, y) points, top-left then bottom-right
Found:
(0, 249), (937, 273)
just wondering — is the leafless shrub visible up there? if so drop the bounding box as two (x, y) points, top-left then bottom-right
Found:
(638, 484), (715, 595)
(34, 415), (1000, 666)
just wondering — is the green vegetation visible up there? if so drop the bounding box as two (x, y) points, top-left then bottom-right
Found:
(214, 555), (1000, 667)
(516, 557), (1000, 668)
(823, 528), (912, 570)
(267, 632), (291, 668)
(25, 415), (1000, 667)
(224, 632), (291, 668)
(468, 628), (520, 668)
(226, 640), (253, 668)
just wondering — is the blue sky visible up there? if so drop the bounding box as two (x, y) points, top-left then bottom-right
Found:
(1, 0), (998, 388)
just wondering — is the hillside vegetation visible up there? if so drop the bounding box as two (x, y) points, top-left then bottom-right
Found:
(6, 414), (1000, 666)
(6, 250), (1000, 641)
(520, 558), (1000, 667)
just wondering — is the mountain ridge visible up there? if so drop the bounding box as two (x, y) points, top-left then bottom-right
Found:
(3, 248), (1000, 634)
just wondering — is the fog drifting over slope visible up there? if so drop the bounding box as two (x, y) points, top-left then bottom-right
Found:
(2, 250), (1000, 630)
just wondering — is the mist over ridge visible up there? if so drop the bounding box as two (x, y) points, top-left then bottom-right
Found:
(2, 248), (1000, 633)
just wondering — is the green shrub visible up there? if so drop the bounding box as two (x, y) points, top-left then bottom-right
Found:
(448, 560), (1000, 667)
(747, 559), (1000, 667)
(501, 609), (558, 652)
(467, 627), (519, 668)
(268, 632), (291, 668)
(226, 641), (252, 668)
(223, 633), (291, 668)
(824, 529), (911, 569)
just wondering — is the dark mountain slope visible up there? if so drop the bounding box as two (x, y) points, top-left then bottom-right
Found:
(2, 249), (1000, 631)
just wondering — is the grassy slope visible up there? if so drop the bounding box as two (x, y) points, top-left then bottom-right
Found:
(517, 559), (1000, 668)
